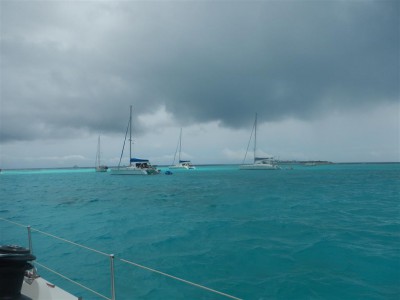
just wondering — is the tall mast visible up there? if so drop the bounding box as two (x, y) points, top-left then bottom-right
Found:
(129, 105), (132, 164)
(97, 136), (101, 166)
(179, 128), (182, 162)
(254, 113), (257, 163)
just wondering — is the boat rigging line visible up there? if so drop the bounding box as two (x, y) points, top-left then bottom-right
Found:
(0, 217), (242, 300)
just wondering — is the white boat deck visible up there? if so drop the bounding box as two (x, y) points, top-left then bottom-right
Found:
(21, 276), (80, 300)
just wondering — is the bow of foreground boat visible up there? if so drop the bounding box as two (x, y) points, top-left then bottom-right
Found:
(0, 243), (80, 300)
(21, 275), (80, 300)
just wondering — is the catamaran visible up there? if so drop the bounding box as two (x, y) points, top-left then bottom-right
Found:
(110, 106), (159, 175)
(239, 113), (280, 170)
(95, 136), (108, 172)
(169, 128), (195, 170)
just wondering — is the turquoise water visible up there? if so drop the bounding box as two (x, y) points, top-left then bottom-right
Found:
(1, 164), (399, 299)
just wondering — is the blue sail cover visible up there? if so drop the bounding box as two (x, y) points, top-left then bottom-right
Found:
(179, 160), (191, 163)
(131, 158), (149, 163)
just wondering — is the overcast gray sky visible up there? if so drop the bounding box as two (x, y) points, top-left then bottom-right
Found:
(1, 0), (399, 169)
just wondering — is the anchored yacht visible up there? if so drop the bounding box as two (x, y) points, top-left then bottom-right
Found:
(110, 106), (159, 175)
(169, 128), (195, 170)
(239, 113), (280, 170)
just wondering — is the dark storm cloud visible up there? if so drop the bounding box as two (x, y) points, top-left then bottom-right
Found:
(1, 0), (398, 143)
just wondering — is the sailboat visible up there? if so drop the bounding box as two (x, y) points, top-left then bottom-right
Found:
(95, 136), (108, 172)
(239, 113), (280, 170)
(169, 128), (195, 170)
(110, 106), (159, 175)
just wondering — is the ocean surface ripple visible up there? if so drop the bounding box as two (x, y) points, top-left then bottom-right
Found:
(1, 164), (399, 299)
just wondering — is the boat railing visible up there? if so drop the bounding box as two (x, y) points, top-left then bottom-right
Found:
(0, 217), (241, 300)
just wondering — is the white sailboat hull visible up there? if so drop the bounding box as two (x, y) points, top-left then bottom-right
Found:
(168, 163), (196, 170)
(110, 166), (159, 175)
(96, 166), (108, 172)
(169, 165), (189, 170)
(239, 163), (280, 170)
(110, 167), (148, 175)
